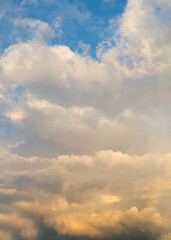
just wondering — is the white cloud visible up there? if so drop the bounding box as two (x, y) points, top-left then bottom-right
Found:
(14, 18), (55, 41)
(4, 110), (26, 124)
(53, 16), (62, 29)
(104, 0), (171, 77)
(0, 32), (171, 156)
(78, 41), (91, 56)
(21, 0), (38, 6)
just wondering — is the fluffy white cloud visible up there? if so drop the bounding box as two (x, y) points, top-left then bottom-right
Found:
(0, 37), (171, 156)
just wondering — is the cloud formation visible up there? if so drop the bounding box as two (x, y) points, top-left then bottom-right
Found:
(0, 0), (171, 239)
(0, 148), (171, 239)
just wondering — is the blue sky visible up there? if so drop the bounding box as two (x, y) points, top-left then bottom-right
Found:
(0, 0), (127, 56)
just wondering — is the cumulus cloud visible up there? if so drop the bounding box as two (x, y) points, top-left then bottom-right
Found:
(44, 207), (164, 238)
(0, 212), (37, 240)
(0, 0), (171, 239)
(0, 37), (171, 155)
(0, 149), (171, 239)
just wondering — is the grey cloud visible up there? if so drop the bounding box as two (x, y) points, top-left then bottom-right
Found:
(0, 149), (170, 239)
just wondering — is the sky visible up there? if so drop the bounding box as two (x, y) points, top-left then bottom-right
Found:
(0, 0), (171, 240)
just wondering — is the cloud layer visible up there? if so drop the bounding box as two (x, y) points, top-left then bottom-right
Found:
(0, 148), (171, 240)
(0, 0), (171, 239)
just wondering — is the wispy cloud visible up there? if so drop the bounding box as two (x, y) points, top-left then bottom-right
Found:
(14, 18), (56, 41)
(21, 0), (38, 6)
